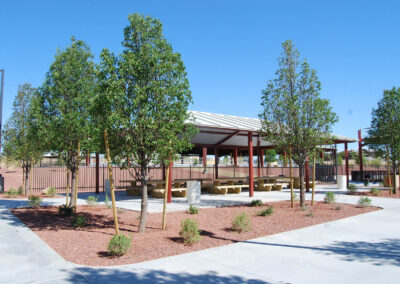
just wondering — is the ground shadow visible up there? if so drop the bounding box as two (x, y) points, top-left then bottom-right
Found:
(242, 238), (400, 266)
(66, 267), (273, 284)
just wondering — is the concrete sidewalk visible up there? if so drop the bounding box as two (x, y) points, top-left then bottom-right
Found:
(1, 188), (400, 283)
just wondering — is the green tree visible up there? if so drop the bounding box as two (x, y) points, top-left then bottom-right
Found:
(116, 14), (196, 232)
(2, 84), (43, 195)
(259, 40), (338, 207)
(264, 149), (277, 165)
(366, 87), (400, 193)
(35, 37), (96, 208)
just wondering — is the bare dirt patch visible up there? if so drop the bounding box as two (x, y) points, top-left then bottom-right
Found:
(11, 201), (380, 266)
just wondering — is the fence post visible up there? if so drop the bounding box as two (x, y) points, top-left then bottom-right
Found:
(95, 153), (99, 194)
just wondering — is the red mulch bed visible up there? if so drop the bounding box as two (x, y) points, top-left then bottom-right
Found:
(11, 201), (380, 266)
(0, 193), (63, 199)
(349, 189), (400, 199)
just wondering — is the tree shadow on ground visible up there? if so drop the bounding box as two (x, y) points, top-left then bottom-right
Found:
(243, 238), (400, 266)
(66, 267), (274, 284)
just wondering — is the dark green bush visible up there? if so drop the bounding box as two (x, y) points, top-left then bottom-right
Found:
(179, 218), (201, 245)
(188, 205), (199, 214)
(71, 215), (87, 228)
(324, 192), (336, 204)
(107, 234), (132, 256)
(58, 205), (74, 217)
(347, 184), (358, 194)
(250, 199), (263, 207)
(28, 195), (41, 207)
(258, 206), (274, 217)
(232, 213), (252, 233)
(18, 186), (23, 195)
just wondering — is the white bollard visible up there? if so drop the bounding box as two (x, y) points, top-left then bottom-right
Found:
(187, 181), (201, 205)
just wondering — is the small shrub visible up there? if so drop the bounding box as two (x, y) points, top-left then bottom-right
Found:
(71, 215), (87, 228)
(86, 195), (99, 206)
(117, 208), (124, 214)
(358, 197), (372, 208)
(370, 188), (379, 196)
(107, 234), (132, 256)
(347, 184), (358, 194)
(301, 205), (309, 211)
(45, 187), (57, 197)
(179, 218), (201, 245)
(364, 179), (370, 186)
(335, 205), (342, 210)
(28, 195), (41, 207)
(250, 199), (263, 207)
(232, 213), (252, 233)
(6, 188), (19, 197)
(18, 186), (23, 195)
(258, 206), (274, 216)
(188, 205), (199, 214)
(306, 210), (314, 217)
(58, 205), (74, 217)
(293, 193), (299, 201)
(105, 193), (112, 209)
(324, 192), (336, 204)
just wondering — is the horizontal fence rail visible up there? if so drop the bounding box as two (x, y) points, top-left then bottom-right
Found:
(31, 164), (390, 193)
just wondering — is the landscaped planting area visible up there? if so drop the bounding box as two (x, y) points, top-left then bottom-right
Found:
(10, 201), (379, 266)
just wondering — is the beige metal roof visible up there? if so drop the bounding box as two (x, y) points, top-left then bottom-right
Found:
(188, 110), (357, 147)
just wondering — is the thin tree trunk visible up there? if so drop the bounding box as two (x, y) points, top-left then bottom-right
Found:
(70, 169), (76, 207)
(311, 153), (316, 206)
(162, 164), (170, 230)
(386, 145), (391, 194)
(138, 164), (148, 233)
(299, 165), (305, 207)
(29, 160), (33, 196)
(66, 168), (70, 205)
(289, 147), (294, 208)
(104, 129), (120, 235)
(22, 167), (25, 192)
(24, 166), (30, 196)
(74, 141), (80, 212)
(393, 162), (398, 194)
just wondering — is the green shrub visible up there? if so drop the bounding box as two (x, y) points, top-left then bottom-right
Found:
(46, 187), (57, 197)
(28, 195), (41, 207)
(107, 234), (132, 256)
(370, 188), (379, 196)
(293, 193), (299, 201)
(258, 206), (274, 216)
(347, 184), (358, 194)
(179, 218), (201, 245)
(6, 188), (19, 197)
(58, 205), (74, 217)
(306, 210), (314, 217)
(335, 205), (342, 210)
(86, 195), (99, 206)
(71, 215), (87, 228)
(188, 205), (199, 214)
(324, 192), (336, 204)
(232, 213), (252, 233)
(18, 186), (23, 195)
(301, 205), (309, 211)
(250, 199), (263, 207)
(105, 193), (112, 209)
(358, 197), (372, 207)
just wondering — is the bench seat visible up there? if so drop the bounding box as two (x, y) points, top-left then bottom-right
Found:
(151, 188), (187, 198)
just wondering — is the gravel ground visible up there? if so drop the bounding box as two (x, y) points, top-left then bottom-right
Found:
(11, 200), (379, 266)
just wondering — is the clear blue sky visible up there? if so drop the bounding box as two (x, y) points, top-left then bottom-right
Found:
(1, 0), (399, 150)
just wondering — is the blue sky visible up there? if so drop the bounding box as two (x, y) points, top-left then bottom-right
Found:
(1, 0), (399, 150)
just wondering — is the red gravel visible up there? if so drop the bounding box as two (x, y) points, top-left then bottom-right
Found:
(349, 189), (400, 199)
(11, 201), (379, 266)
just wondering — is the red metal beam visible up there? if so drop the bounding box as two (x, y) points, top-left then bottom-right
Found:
(194, 143), (275, 151)
(257, 140), (261, 177)
(345, 142), (349, 188)
(260, 149), (264, 167)
(215, 131), (240, 146)
(233, 148), (238, 166)
(248, 132), (254, 197)
(305, 157), (310, 193)
(214, 148), (219, 179)
(202, 147), (207, 167)
(358, 129), (364, 178)
(86, 153), (90, 166)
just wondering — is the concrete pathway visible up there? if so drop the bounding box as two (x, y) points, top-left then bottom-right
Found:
(1, 186), (400, 283)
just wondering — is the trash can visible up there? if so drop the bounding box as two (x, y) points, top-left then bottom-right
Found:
(187, 181), (201, 205)
(337, 175), (347, 190)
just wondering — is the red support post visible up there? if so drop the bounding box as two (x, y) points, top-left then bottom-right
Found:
(95, 153), (99, 194)
(257, 141), (261, 177)
(260, 149), (264, 168)
(345, 142), (349, 188)
(248, 132), (254, 197)
(305, 157), (310, 193)
(214, 148), (219, 179)
(233, 148), (238, 166)
(167, 161), (172, 203)
(202, 147), (207, 167)
(358, 129), (364, 180)
(284, 151), (287, 167)
(86, 153), (90, 166)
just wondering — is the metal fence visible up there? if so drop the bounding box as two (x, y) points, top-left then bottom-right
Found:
(31, 164), (390, 193)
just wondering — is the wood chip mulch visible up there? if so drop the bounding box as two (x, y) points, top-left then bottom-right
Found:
(10, 201), (380, 266)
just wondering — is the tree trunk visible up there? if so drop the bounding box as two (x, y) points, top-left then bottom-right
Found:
(393, 162), (398, 194)
(104, 128), (120, 235)
(24, 166), (30, 196)
(311, 153), (316, 206)
(138, 164), (148, 233)
(74, 141), (81, 212)
(289, 147), (294, 208)
(66, 168), (70, 205)
(162, 164), (170, 230)
(70, 169), (77, 207)
(29, 161), (33, 196)
(299, 165), (305, 207)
